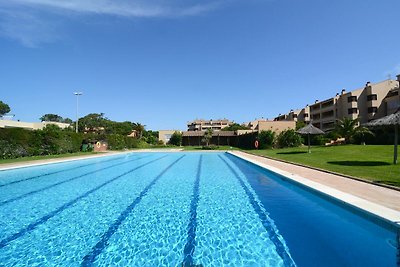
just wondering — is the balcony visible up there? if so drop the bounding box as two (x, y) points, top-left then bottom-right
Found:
(348, 101), (358, 108)
(321, 110), (334, 119)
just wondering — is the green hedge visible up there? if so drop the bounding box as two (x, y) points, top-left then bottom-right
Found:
(0, 126), (84, 159)
(106, 135), (149, 150)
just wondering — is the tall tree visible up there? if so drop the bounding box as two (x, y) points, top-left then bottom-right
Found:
(78, 113), (109, 132)
(40, 114), (64, 122)
(0, 101), (11, 117)
(132, 122), (145, 138)
(168, 131), (182, 146)
(107, 121), (134, 135)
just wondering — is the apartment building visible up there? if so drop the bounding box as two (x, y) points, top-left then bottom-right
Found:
(187, 119), (232, 131)
(275, 75), (400, 131)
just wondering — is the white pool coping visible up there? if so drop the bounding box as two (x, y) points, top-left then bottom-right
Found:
(228, 151), (400, 226)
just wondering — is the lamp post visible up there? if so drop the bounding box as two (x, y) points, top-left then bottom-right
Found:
(74, 92), (82, 133)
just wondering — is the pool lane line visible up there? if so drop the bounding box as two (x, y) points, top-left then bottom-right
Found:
(182, 155), (202, 267)
(0, 154), (136, 188)
(0, 154), (155, 207)
(81, 155), (186, 266)
(0, 155), (170, 250)
(218, 155), (296, 267)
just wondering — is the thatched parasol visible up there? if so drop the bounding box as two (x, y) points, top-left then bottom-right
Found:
(364, 108), (400, 164)
(296, 124), (325, 153)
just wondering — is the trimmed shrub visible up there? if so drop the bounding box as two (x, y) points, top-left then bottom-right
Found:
(276, 129), (302, 148)
(258, 130), (275, 149)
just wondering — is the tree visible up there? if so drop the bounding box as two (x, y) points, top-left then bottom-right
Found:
(142, 130), (158, 145)
(107, 121), (133, 136)
(296, 121), (306, 130)
(40, 114), (64, 122)
(168, 131), (182, 146)
(0, 101), (10, 117)
(335, 118), (374, 144)
(78, 113), (109, 132)
(63, 118), (73, 124)
(132, 122), (145, 138)
(221, 123), (249, 131)
(202, 129), (213, 147)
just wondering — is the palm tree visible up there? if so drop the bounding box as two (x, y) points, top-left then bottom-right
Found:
(132, 122), (145, 139)
(335, 118), (373, 144)
(202, 129), (213, 147)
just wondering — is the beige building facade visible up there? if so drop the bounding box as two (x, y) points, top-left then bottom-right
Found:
(187, 119), (232, 131)
(0, 120), (71, 130)
(158, 130), (181, 144)
(275, 75), (400, 131)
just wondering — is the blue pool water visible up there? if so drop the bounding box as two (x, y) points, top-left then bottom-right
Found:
(0, 152), (398, 266)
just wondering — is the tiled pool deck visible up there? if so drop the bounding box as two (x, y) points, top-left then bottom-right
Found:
(1, 149), (399, 225)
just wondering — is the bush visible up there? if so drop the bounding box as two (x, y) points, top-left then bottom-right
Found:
(309, 135), (329, 146)
(0, 126), (85, 159)
(0, 140), (28, 159)
(107, 134), (126, 150)
(276, 129), (302, 148)
(202, 145), (218, 150)
(258, 130), (275, 149)
(168, 131), (182, 146)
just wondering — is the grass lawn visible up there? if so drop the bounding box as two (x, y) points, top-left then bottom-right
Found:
(0, 152), (99, 165)
(248, 145), (400, 187)
(182, 145), (240, 151)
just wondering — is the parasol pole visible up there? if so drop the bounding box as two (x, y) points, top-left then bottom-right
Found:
(394, 124), (398, 164)
(308, 133), (311, 153)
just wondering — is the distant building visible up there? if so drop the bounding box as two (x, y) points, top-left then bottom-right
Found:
(275, 75), (400, 131)
(187, 119), (232, 131)
(384, 86), (400, 115)
(244, 119), (295, 134)
(245, 118), (268, 130)
(0, 120), (71, 130)
(161, 119), (295, 146)
(158, 130), (180, 144)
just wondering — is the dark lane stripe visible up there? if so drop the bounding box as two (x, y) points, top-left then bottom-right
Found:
(81, 155), (186, 266)
(182, 155), (202, 267)
(0, 155), (153, 207)
(218, 155), (296, 267)
(0, 154), (131, 188)
(0, 155), (169, 249)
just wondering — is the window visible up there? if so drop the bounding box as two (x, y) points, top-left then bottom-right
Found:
(293, 114), (298, 118)
(367, 94), (377, 101)
(347, 96), (357, 102)
(368, 107), (378, 113)
(348, 108), (358, 114)
(304, 113), (309, 117)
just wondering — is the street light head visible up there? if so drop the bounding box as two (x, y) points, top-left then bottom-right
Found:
(74, 92), (83, 95)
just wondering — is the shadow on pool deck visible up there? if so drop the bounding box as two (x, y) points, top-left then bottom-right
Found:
(327, 161), (391, 167)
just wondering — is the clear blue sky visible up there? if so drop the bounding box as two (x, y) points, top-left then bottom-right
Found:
(1, 0), (399, 130)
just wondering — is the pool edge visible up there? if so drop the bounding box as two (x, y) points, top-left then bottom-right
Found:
(227, 151), (400, 228)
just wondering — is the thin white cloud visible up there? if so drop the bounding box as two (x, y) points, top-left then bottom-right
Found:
(0, 9), (62, 47)
(1, 0), (221, 17)
(0, 0), (224, 47)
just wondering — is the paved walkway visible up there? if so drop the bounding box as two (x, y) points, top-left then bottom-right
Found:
(230, 151), (400, 224)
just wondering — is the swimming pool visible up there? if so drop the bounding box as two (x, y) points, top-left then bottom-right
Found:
(0, 152), (398, 266)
